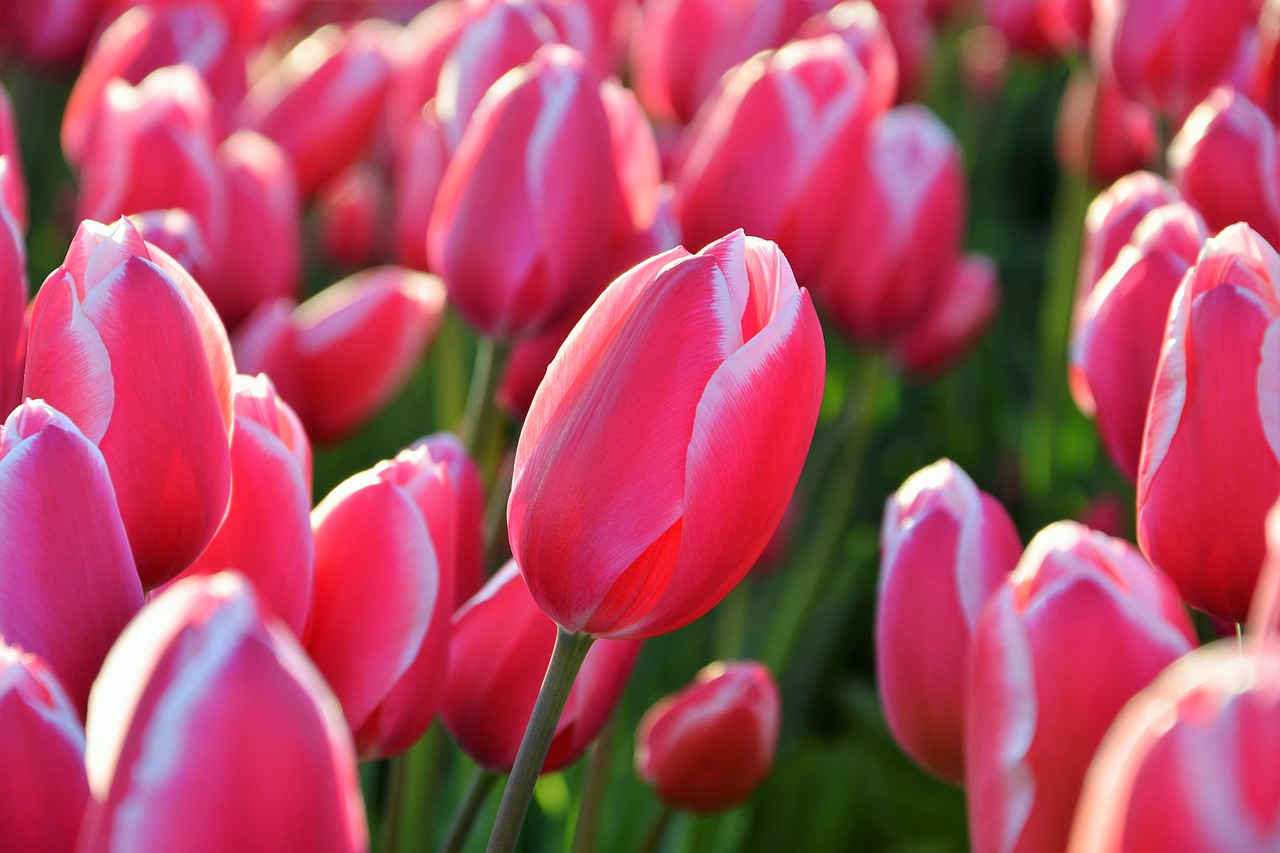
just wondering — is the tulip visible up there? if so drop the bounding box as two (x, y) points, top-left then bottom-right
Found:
(1169, 87), (1280, 248)
(79, 573), (367, 851)
(411, 432), (487, 606)
(984, 0), (1060, 56)
(864, 0), (935, 99)
(797, 1), (900, 114)
(0, 157), (25, 414)
(1055, 68), (1156, 186)
(233, 266), (446, 442)
(509, 230), (824, 638)
(966, 522), (1197, 853)
(125, 208), (212, 287)
(0, 401), (143, 714)
(0, 645), (90, 852)
(0, 82), (27, 230)
(23, 217), (235, 589)
(304, 449), (454, 758)
(429, 44), (624, 338)
(1137, 223), (1280, 622)
(635, 660), (780, 813)
(317, 162), (383, 269)
(442, 562), (641, 773)
(392, 106), (448, 271)
(877, 459), (1022, 783)
(0, 0), (102, 69)
(384, 0), (468, 143)
(1069, 202), (1208, 480)
(892, 253), (1000, 375)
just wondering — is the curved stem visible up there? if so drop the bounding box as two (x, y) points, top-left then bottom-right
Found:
(441, 768), (497, 853)
(637, 804), (675, 853)
(487, 628), (595, 853)
(570, 715), (615, 853)
(459, 337), (510, 460)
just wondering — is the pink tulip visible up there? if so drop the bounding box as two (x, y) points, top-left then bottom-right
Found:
(442, 562), (641, 773)
(1055, 68), (1156, 186)
(0, 0), (103, 68)
(233, 266), (446, 442)
(410, 432), (487, 607)
(497, 315), (574, 420)
(23, 217), (235, 589)
(1169, 87), (1280, 248)
(878, 459), (1022, 783)
(0, 157), (25, 415)
(866, 0), (934, 99)
(798, 1), (900, 114)
(0, 645), (90, 852)
(304, 449), (454, 758)
(384, 0), (468, 143)
(1070, 202), (1208, 481)
(126, 208), (214, 288)
(0, 82), (27, 230)
(508, 231), (825, 639)
(1137, 223), (1280, 622)
(391, 106), (448, 271)
(892, 253), (1000, 375)
(79, 573), (367, 851)
(984, 0), (1060, 56)
(636, 660), (780, 813)
(317, 162), (383, 270)
(1093, 0), (1262, 119)
(966, 522), (1197, 853)
(237, 20), (394, 194)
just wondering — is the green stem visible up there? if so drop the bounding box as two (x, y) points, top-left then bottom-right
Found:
(459, 337), (510, 461)
(713, 584), (751, 660)
(487, 629), (595, 853)
(384, 725), (445, 852)
(570, 716), (615, 853)
(637, 804), (675, 853)
(441, 768), (498, 853)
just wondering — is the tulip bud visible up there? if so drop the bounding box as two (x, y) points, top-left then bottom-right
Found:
(878, 459), (1022, 783)
(79, 573), (367, 851)
(866, 0), (935, 99)
(0, 157), (26, 414)
(233, 266), (446, 442)
(1056, 68), (1156, 186)
(798, 1), (899, 114)
(23, 217), (235, 589)
(498, 315), (574, 420)
(635, 660), (780, 813)
(126, 208), (214, 287)
(317, 162), (383, 270)
(410, 432), (486, 606)
(1137, 223), (1280, 622)
(892, 253), (1000, 375)
(384, 0), (468, 143)
(509, 232), (825, 639)
(0, 82), (27, 230)
(0, 0), (102, 70)
(392, 105), (448, 271)
(442, 562), (641, 773)
(0, 645), (90, 852)
(966, 522), (1197, 853)
(1069, 202), (1208, 480)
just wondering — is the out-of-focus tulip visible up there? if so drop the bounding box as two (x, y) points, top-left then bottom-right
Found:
(1169, 87), (1280, 248)
(892, 253), (1000, 374)
(442, 562), (641, 773)
(233, 266), (446, 442)
(126, 208), (214, 287)
(385, 0), (468, 142)
(1137, 223), (1280, 622)
(79, 573), (367, 851)
(237, 20), (394, 194)
(813, 104), (965, 347)
(392, 106), (448, 271)
(877, 459), (1021, 783)
(958, 25), (1010, 103)
(966, 522), (1197, 853)
(798, 1), (900, 114)
(176, 375), (313, 637)
(1093, 0), (1262, 119)
(210, 129), (302, 328)
(411, 432), (486, 606)
(0, 158), (25, 414)
(509, 232), (825, 639)
(497, 315), (574, 420)
(1070, 202), (1208, 480)
(0, 645), (90, 852)
(1056, 68), (1156, 186)
(304, 450), (454, 758)
(867, 0), (934, 99)
(0, 83), (27, 230)
(0, 401), (143, 714)
(635, 660), (780, 813)
(23, 217), (234, 589)
(984, 0), (1059, 56)
(0, 0), (103, 68)
(317, 162), (383, 269)
(677, 36), (875, 294)
(429, 44), (624, 338)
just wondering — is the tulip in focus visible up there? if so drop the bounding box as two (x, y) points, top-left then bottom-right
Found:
(966, 522), (1197, 853)
(635, 660), (780, 813)
(79, 573), (367, 851)
(509, 231), (825, 639)
(442, 562), (641, 773)
(1137, 223), (1280, 622)
(877, 458), (1022, 783)
(411, 432), (487, 607)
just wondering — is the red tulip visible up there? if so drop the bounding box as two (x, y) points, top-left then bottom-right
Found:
(966, 522), (1197, 853)
(429, 44), (624, 338)
(892, 253), (1000, 374)
(0, 645), (90, 852)
(0, 82), (27, 230)
(1070, 202), (1208, 480)
(317, 162), (383, 270)
(233, 266), (446, 442)
(304, 449), (454, 758)
(0, 157), (25, 415)
(984, 0), (1060, 56)
(1055, 68), (1156, 186)
(410, 432), (487, 607)
(798, 1), (900, 114)
(23, 217), (235, 589)
(508, 231), (825, 638)
(79, 573), (367, 851)
(0, 0), (103, 69)
(441, 561), (641, 773)
(635, 660), (780, 813)
(1137, 223), (1280, 622)
(878, 459), (1022, 783)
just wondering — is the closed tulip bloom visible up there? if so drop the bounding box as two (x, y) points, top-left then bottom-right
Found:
(0, 158), (25, 414)
(126, 208), (214, 289)
(317, 162), (383, 270)
(429, 44), (624, 338)
(0, 401), (144, 714)
(0, 645), (90, 852)
(384, 0), (467, 143)
(0, 0), (103, 69)
(410, 432), (486, 607)
(636, 660), (780, 813)
(392, 106), (448, 271)
(1169, 87), (1280, 247)
(79, 573), (367, 852)
(892, 253), (1001, 375)
(1070, 202), (1208, 481)
(967, 522), (1197, 853)
(1055, 68), (1156, 186)
(23, 217), (235, 589)
(442, 562), (641, 773)
(1137, 223), (1280, 622)
(509, 231), (825, 639)
(797, 1), (900, 114)
(877, 459), (1022, 783)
